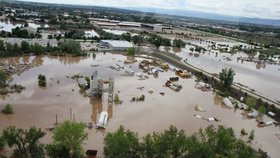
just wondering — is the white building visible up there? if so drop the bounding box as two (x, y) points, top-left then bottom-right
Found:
(100, 40), (133, 51)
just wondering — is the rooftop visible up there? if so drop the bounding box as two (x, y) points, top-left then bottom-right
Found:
(101, 40), (133, 48)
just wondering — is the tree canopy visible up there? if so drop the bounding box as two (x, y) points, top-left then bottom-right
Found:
(173, 39), (186, 48)
(45, 121), (88, 158)
(104, 125), (264, 158)
(2, 126), (45, 158)
(219, 68), (235, 90)
(0, 70), (8, 88)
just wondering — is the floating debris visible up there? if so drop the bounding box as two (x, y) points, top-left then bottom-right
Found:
(90, 64), (100, 67)
(258, 121), (273, 127)
(195, 104), (206, 112)
(148, 88), (153, 94)
(223, 98), (233, 109)
(195, 82), (211, 91)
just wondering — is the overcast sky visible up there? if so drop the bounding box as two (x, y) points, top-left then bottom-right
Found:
(21, 0), (280, 19)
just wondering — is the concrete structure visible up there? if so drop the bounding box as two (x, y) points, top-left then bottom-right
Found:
(118, 22), (141, 27)
(97, 22), (117, 27)
(100, 40), (133, 51)
(141, 24), (171, 32)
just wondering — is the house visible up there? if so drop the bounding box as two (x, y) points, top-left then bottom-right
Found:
(20, 26), (37, 35)
(100, 40), (133, 51)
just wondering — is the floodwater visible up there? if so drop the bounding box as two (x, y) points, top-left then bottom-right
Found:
(160, 45), (280, 103)
(0, 21), (48, 32)
(0, 53), (280, 157)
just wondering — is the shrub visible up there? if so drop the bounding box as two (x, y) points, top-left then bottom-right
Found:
(249, 130), (255, 140)
(246, 97), (256, 111)
(1, 104), (13, 114)
(241, 128), (248, 136)
(114, 94), (121, 104)
(38, 74), (46, 87)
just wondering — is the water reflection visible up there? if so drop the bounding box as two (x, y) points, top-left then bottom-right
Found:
(90, 96), (103, 123)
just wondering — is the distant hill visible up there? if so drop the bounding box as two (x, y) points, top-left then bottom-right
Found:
(5, 0), (280, 27)
(126, 7), (280, 27)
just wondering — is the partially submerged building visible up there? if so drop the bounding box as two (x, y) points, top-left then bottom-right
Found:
(100, 40), (133, 51)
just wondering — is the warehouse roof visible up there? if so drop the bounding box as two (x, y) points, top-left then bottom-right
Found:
(101, 40), (133, 48)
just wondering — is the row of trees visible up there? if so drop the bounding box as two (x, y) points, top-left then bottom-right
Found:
(0, 27), (41, 39)
(0, 121), (265, 158)
(104, 125), (265, 158)
(0, 70), (8, 88)
(0, 39), (84, 57)
(0, 121), (87, 158)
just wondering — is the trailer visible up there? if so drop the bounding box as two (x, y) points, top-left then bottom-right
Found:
(96, 111), (108, 129)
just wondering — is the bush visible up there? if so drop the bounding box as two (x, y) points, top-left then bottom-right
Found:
(38, 74), (46, 87)
(246, 97), (256, 111)
(0, 135), (5, 150)
(241, 128), (248, 136)
(258, 106), (266, 115)
(1, 104), (13, 114)
(114, 94), (121, 104)
(249, 130), (255, 140)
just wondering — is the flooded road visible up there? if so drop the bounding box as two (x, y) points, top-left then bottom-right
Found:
(160, 45), (280, 103)
(0, 53), (280, 157)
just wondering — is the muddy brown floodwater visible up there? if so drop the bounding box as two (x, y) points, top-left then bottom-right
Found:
(0, 53), (280, 158)
(160, 45), (280, 103)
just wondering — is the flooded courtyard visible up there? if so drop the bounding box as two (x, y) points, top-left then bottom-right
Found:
(0, 53), (280, 157)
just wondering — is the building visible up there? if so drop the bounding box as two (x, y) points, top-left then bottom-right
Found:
(141, 24), (171, 32)
(100, 40), (133, 51)
(118, 22), (141, 28)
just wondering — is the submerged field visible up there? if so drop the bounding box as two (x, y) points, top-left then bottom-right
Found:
(0, 53), (280, 157)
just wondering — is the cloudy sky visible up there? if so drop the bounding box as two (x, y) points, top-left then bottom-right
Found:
(21, 0), (280, 19)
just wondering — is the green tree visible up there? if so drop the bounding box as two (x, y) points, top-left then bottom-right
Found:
(141, 125), (188, 157)
(0, 70), (8, 88)
(38, 74), (46, 87)
(45, 121), (88, 158)
(127, 47), (136, 56)
(132, 35), (144, 47)
(219, 68), (235, 90)
(31, 43), (45, 55)
(246, 97), (256, 111)
(1, 104), (13, 114)
(104, 126), (140, 158)
(48, 35), (53, 39)
(258, 106), (266, 115)
(0, 134), (5, 151)
(132, 35), (144, 53)
(59, 40), (82, 56)
(21, 41), (30, 53)
(24, 22), (29, 27)
(121, 33), (132, 42)
(104, 125), (263, 158)
(154, 37), (162, 50)
(0, 40), (5, 51)
(3, 126), (45, 158)
(173, 39), (186, 48)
